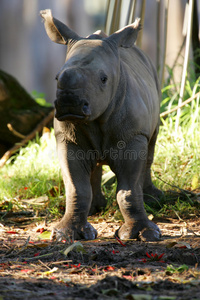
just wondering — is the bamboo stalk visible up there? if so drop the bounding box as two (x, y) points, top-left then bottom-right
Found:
(125, 0), (135, 25)
(105, 0), (113, 35)
(156, 0), (161, 73)
(136, 0), (146, 48)
(114, 0), (122, 32)
(109, 0), (121, 34)
(175, 0), (194, 132)
(166, 37), (186, 86)
(110, 0), (117, 34)
(159, 0), (169, 87)
(104, 0), (111, 33)
(125, 0), (132, 25)
(131, 0), (137, 23)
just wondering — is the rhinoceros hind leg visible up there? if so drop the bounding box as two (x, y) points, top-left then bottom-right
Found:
(89, 165), (107, 215)
(143, 127), (163, 206)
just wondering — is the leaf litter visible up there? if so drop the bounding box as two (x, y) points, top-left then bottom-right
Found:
(0, 216), (200, 299)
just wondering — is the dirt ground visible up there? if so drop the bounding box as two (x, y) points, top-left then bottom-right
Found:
(0, 213), (200, 300)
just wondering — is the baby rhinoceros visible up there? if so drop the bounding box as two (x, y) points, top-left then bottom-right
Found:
(40, 9), (162, 242)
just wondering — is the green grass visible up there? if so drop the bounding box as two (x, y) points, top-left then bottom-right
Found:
(153, 119), (200, 192)
(0, 130), (64, 216)
(149, 76), (200, 218)
(153, 77), (200, 193)
(0, 77), (200, 219)
(0, 131), (59, 197)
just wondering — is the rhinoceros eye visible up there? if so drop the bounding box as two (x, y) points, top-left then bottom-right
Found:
(100, 75), (108, 84)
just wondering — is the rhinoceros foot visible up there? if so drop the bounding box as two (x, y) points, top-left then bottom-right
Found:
(51, 221), (97, 241)
(116, 220), (161, 241)
(143, 184), (164, 207)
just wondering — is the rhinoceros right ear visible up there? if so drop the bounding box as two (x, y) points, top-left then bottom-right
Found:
(107, 18), (141, 48)
(40, 9), (81, 45)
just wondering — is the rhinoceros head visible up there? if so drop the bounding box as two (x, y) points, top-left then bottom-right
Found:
(40, 9), (140, 122)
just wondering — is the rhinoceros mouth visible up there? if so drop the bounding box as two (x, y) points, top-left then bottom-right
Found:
(55, 112), (88, 122)
(54, 97), (91, 122)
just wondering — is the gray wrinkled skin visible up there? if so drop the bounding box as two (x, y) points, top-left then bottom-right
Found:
(41, 9), (162, 241)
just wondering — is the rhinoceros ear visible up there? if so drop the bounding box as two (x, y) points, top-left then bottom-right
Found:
(40, 9), (81, 45)
(107, 18), (141, 48)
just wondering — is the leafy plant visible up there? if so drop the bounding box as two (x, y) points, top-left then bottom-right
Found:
(31, 90), (52, 107)
(0, 129), (64, 216)
(165, 264), (189, 275)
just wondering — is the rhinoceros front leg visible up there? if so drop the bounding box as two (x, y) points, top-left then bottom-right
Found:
(143, 127), (163, 206)
(51, 142), (97, 241)
(114, 136), (161, 241)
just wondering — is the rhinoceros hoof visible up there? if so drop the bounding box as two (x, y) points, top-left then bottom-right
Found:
(116, 221), (161, 241)
(138, 227), (161, 241)
(51, 221), (97, 241)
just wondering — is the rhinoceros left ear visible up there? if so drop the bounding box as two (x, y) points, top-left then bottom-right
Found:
(107, 18), (141, 48)
(40, 9), (81, 45)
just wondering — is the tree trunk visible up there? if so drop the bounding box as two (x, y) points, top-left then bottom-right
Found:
(0, 70), (53, 157)
(192, 0), (200, 78)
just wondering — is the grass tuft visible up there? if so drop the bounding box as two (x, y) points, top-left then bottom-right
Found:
(0, 130), (64, 215)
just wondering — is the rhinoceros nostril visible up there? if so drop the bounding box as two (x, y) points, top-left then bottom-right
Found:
(82, 101), (91, 116)
(57, 80), (64, 90)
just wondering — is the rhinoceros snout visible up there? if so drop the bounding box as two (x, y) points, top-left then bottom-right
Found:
(57, 68), (84, 90)
(54, 96), (91, 122)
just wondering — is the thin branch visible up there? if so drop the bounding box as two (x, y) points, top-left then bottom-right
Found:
(7, 123), (26, 139)
(0, 109), (55, 168)
(160, 91), (200, 118)
(156, 176), (194, 205)
(158, 176), (198, 198)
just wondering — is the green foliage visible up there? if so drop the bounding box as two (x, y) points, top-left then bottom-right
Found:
(166, 264), (189, 275)
(153, 77), (200, 194)
(149, 72), (200, 217)
(31, 90), (52, 107)
(0, 130), (64, 215)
